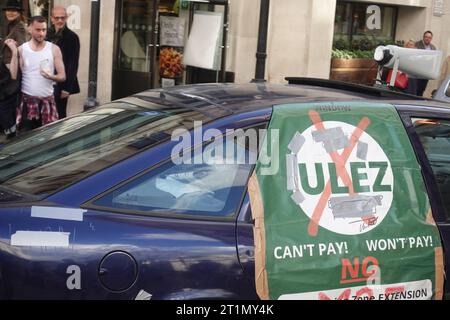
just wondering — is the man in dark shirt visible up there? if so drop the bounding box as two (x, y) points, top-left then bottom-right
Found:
(415, 31), (437, 97)
(46, 6), (80, 119)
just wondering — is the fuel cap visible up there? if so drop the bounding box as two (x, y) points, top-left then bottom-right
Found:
(99, 251), (138, 292)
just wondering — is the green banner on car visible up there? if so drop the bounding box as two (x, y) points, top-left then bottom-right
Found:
(249, 102), (444, 300)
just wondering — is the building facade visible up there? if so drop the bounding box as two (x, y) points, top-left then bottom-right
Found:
(4, 0), (450, 115)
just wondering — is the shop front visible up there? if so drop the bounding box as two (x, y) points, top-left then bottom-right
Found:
(333, 1), (397, 48)
(0, 0), (233, 111)
(112, 0), (160, 100)
(111, 0), (230, 100)
(3, 0), (448, 112)
(331, 1), (398, 85)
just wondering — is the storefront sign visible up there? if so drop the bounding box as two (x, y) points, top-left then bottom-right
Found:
(183, 11), (223, 70)
(160, 16), (186, 84)
(433, 0), (444, 17)
(160, 16), (185, 47)
(366, 5), (381, 30)
(67, 5), (81, 30)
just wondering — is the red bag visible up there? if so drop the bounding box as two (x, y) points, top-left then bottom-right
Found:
(387, 70), (409, 89)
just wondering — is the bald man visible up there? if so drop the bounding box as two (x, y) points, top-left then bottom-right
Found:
(46, 6), (80, 118)
(415, 31), (437, 96)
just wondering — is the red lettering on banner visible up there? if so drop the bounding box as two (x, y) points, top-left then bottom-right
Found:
(319, 289), (351, 300)
(342, 257), (359, 280)
(362, 256), (378, 277)
(355, 287), (374, 299)
(341, 256), (379, 284)
(384, 286), (405, 299)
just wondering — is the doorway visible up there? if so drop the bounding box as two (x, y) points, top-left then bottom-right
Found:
(112, 0), (231, 100)
(112, 0), (159, 100)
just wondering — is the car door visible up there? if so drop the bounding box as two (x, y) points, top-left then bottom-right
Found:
(398, 105), (450, 298)
(235, 192), (259, 298)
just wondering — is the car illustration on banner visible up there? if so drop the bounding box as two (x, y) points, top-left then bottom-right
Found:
(286, 119), (394, 236)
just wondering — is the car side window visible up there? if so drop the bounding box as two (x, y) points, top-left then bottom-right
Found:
(413, 118), (450, 220)
(93, 125), (266, 218)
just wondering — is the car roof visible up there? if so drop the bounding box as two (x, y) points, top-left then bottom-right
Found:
(125, 80), (450, 120)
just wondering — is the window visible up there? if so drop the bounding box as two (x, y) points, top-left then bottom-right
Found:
(334, 1), (397, 48)
(28, 0), (51, 18)
(93, 126), (265, 218)
(413, 118), (450, 220)
(0, 98), (212, 197)
(115, 0), (178, 73)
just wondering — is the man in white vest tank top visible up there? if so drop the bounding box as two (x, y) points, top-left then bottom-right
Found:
(15, 15), (66, 132)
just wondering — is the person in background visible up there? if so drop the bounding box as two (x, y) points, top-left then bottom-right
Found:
(14, 16), (66, 133)
(404, 39), (418, 95)
(2, 0), (26, 63)
(0, 0), (27, 139)
(46, 5), (80, 119)
(415, 31), (437, 96)
(2, 39), (18, 79)
(405, 39), (416, 49)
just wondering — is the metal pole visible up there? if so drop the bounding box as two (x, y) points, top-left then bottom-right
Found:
(84, 0), (101, 111)
(220, 3), (229, 83)
(253, 0), (270, 83)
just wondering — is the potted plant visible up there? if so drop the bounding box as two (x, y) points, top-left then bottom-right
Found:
(330, 37), (379, 85)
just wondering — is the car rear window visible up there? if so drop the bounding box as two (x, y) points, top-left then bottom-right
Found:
(0, 101), (211, 197)
(413, 118), (450, 220)
(91, 125), (266, 218)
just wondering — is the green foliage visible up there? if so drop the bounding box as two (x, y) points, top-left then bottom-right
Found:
(351, 37), (375, 51)
(331, 48), (374, 59)
(332, 36), (397, 59)
(333, 38), (349, 50)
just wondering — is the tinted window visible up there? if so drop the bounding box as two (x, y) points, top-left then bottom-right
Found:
(413, 118), (450, 219)
(0, 100), (211, 197)
(94, 127), (265, 218)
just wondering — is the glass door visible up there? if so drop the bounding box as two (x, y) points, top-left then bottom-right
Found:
(112, 0), (158, 100)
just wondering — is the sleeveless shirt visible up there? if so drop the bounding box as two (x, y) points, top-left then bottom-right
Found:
(21, 41), (55, 97)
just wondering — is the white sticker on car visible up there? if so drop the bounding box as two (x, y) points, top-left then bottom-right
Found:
(31, 206), (85, 222)
(11, 231), (70, 248)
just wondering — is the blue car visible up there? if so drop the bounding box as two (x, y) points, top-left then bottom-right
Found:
(1, 79), (450, 300)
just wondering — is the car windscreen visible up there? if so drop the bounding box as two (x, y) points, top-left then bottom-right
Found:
(0, 101), (211, 197)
